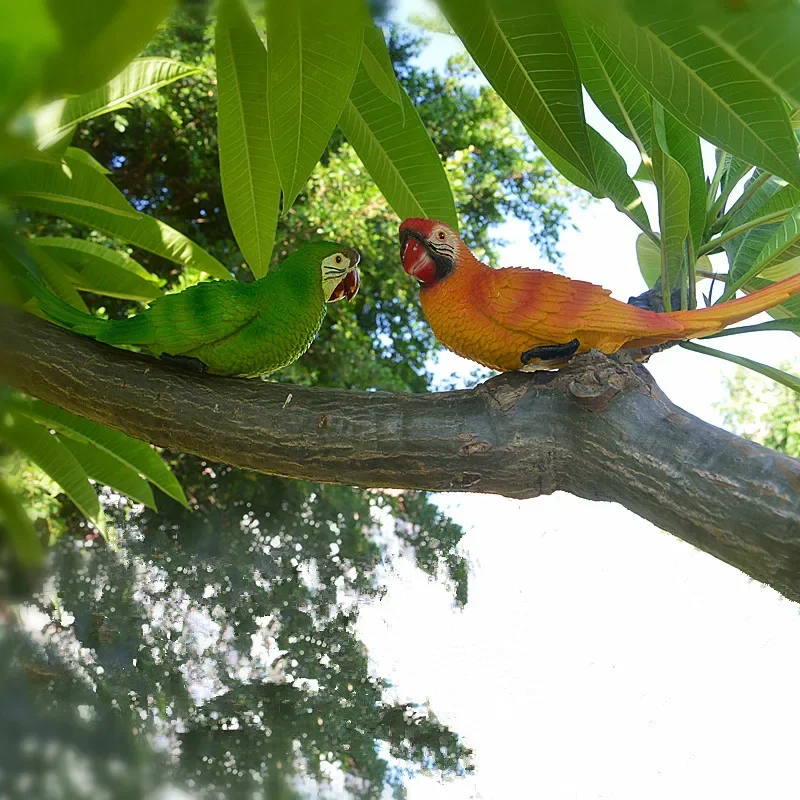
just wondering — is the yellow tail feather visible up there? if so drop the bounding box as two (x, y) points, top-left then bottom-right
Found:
(669, 271), (800, 338)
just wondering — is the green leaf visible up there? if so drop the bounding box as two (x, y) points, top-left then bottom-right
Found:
(4, 157), (231, 279)
(0, 0), (58, 119)
(35, 58), (201, 150)
(26, 240), (88, 311)
(638, 232), (712, 289)
(30, 237), (163, 301)
(588, 128), (651, 233)
(23, 197), (232, 279)
(651, 103), (691, 303)
(632, 160), (652, 183)
(523, 125), (596, 195)
(562, 11), (652, 157)
(744, 276), (800, 333)
(636, 233), (660, 288)
(30, 236), (161, 282)
(715, 150), (751, 199)
(1, 155), (140, 219)
(42, 0), (177, 97)
(216, 0), (279, 279)
(701, 318), (800, 338)
(339, 65), (458, 229)
(440, 0), (595, 190)
(8, 396), (189, 509)
(721, 173), (791, 268)
(0, 412), (101, 523)
(0, 477), (43, 568)
(60, 436), (156, 509)
(575, 1), (800, 187)
(361, 24), (403, 108)
(65, 147), (110, 174)
(266, 0), (364, 211)
(680, 341), (800, 394)
(625, 0), (800, 111)
(0, 225), (44, 306)
(661, 111), (705, 256)
(726, 203), (800, 298)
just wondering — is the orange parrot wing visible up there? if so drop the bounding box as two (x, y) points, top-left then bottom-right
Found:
(479, 267), (684, 341)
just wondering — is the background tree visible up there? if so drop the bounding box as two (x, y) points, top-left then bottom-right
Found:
(717, 362), (800, 458)
(1, 5), (573, 797)
(3, 0), (800, 795)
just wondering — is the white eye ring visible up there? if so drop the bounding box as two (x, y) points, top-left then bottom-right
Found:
(436, 231), (446, 241)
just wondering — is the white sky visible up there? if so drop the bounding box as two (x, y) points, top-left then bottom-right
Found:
(356, 4), (800, 799)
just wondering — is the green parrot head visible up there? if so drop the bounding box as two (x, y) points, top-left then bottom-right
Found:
(310, 242), (360, 303)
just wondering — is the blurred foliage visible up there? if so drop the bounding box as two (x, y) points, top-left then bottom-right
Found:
(717, 362), (800, 457)
(3, 6), (574, 798)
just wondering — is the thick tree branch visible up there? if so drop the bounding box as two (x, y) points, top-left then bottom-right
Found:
(2, 310), (800, 601)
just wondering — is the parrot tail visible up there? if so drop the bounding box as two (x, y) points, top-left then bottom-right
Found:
(626, 271), (800, 348)
(28, 278), (107, 338)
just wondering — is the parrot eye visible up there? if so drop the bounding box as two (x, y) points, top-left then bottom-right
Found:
(436, 231), (446, 241)
(335, 255), (343, 264)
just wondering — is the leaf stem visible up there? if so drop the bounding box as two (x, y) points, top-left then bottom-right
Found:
(697, 206), (792, 257)
(709, 171), (771, 235)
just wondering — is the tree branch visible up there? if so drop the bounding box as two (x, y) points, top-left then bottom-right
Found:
(3, 310), (800, 601)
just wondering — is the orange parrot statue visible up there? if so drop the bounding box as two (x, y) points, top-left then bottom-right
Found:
(399, 218), (800, 372)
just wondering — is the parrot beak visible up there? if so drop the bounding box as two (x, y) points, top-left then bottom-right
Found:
(327, 249), (360, 303)
(400, 228), (437, 284)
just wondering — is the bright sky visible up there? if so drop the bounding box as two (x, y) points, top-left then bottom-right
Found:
(356, 4), (800, 799)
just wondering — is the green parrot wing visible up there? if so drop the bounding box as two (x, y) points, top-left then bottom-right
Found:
(97, 277), (262, 353)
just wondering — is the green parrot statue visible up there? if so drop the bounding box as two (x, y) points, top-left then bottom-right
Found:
(32, 241), (360, 377)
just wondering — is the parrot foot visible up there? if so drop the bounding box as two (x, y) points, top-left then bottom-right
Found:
(160, 353), (209, 373)
(521, 339), (580, 365)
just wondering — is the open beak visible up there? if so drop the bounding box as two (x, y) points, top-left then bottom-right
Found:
(328, 248), (361, 302)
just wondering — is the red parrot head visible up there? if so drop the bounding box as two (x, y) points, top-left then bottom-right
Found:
(399, 218), (459, 285)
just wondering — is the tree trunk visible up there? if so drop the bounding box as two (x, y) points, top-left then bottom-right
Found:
(3, 310), (800, 601)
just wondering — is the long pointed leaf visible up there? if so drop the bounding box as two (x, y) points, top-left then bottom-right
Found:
(572, 1), (800, 187)
(339, 65), (458, 228)
(60, 437), (156, 509)
(30, 238), (162, 302)
(8, 396), (189, 509)
(0, 414), (101, 523)
(26, 240), (88, 311)
(31, 236), (161, 283)
(743, 277), (800, 335)
(661, 111), (705, 256)
(42, 0), (177, 97)
(216, 0), (279, 279)
(562, 11), (652, 157)
(637, 233), (713, 290)
(35, 58), (201, 150)
(440, 0), (596, 189)
(723, 203), (800, 300)
(65, 147), (111, 174)
(2, 155), (139, 219)
(651, 103), (691, 303)
(701, 319), (800, 338)
(361, 24), (403, 108)
(588, 128), (651, 234)
(266, 0), (364, 211)
(0, 477), (43, 568)
(8, 156), (231, 280)
(680, 341), (800, 394)
(625, 0), (800, 110)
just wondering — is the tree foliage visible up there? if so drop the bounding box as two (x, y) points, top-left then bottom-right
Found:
(718, 363), (800, 458)
(2, 0), (800, 796)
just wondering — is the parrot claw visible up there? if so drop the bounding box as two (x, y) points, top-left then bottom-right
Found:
(521, 339), (580, 365)
(160, 353), (209, 373)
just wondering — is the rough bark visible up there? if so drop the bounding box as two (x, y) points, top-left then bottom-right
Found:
(2, 310), (800, 601)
